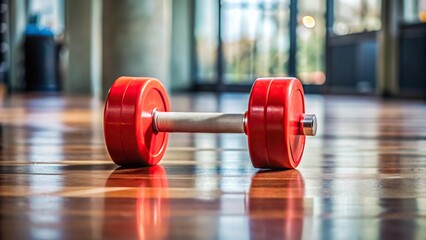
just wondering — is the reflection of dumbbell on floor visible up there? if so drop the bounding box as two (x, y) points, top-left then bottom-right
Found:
(104, 77), (317, 169)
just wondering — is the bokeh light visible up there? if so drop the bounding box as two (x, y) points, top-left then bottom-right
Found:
(302, 16), (316, 28)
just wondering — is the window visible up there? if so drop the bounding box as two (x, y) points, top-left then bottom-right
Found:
(403, 0), (426, 23)
(194, 0), (327, 87)
(333, 0), (381, 35)
(297, 0), (326, 85)
(195, 0), (218, 83)
(221, 0), (290, 84)
(29, 0), (64, 35)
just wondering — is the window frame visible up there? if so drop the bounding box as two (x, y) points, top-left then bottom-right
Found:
(192, 0), (326, 93)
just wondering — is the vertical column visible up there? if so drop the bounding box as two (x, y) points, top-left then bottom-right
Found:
(102, 0), (172, 98)
(0, 0), (10, 96)
(65, 0), (102, 96)
(8, 0), (27, 91)
(170, 0), (193, 91)
(288, 0), (298, 77)
(377, 0), (403, 97)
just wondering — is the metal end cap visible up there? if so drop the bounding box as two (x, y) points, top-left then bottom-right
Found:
(300, 114), (317, 136)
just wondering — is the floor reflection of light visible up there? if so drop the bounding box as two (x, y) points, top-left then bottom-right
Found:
(218, 215), (250, 239)
(90, 97), (104, 145)
(89, 97), (106, 239)
(7, 126), (27, 162)
(25, 109), (67, 238)
(307, 96), (382, 239)
(194, 134), (219, 200)
(29, 180), (63, 239)
(28, 130), (65, 162)
(219, 134), (250, 176)
(416, 199), (426, 239)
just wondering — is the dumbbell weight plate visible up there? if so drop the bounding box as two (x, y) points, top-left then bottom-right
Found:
(247, 78), (306, 169)
(104, 77), (170, 166)
(266, 78), (306, 169)
(246, 78), (273, 168)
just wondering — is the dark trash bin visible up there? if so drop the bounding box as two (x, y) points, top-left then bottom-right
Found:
(24, 34), (59, 92)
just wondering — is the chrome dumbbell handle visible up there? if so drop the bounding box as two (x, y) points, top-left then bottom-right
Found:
(153, 111), (245, 133)
(153, 110), (317, 136)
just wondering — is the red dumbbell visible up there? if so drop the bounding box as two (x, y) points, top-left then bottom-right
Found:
(104, 77), (317, 169)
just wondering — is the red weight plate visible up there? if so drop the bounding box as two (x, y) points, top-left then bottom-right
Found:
(104, 77), (170, 166)
(265, 78), (306, 168)
(103, 77), (132, 163)
(246, 78), (273, 168)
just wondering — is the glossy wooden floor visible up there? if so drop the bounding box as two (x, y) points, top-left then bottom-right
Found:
(1, 93), (426, 240)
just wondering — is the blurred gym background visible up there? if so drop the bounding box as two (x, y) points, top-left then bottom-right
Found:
(1, 0), (425, 98)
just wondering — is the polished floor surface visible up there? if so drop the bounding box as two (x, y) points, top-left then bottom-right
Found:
(1, 93), (426, 240)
